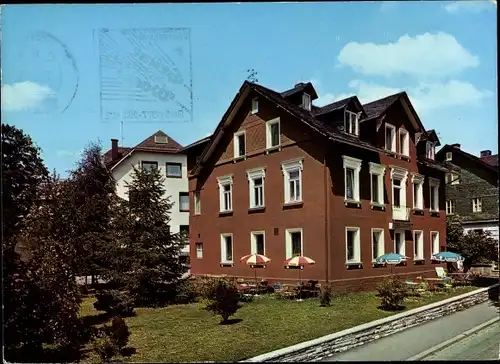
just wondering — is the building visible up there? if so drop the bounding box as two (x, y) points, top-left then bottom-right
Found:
(185, 81), (448, 291)
(435, 144), (499, 240)
(104, 130), (191, 255)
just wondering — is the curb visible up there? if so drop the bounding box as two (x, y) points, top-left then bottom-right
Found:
(407, 317), (500, 361)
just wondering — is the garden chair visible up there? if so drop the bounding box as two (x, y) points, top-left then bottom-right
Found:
(435, 267), (452, 284)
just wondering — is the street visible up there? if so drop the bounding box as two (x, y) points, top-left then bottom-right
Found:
(423, 321), (500, 361)
(323, 301), (499, 361)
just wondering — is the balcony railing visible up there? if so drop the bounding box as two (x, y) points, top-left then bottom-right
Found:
(392, 205), (410, 221)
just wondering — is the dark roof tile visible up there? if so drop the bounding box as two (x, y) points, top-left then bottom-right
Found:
(314, 96), (357, 115)
(362, 92), (405, 120)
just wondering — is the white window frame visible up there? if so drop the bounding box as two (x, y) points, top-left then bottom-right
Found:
(251, 97), (259, 114)
(217, 175), (233, 213)
(472, 198), (482, 213)
(411, 173), (424, 210)
(399, 128), (409, 157)
(394, 230), (406, 256)
(220, 233), (234, 264)
(391, 166), (408, 208)
(426, 141), (435, 160)
(446, 200), (455, 215)
(429, 177), (440, 212)
(371, 228), (385, 262)
(247, 167), (266, 208)
(250, 231), (266, 256)
(194, 190), (201, 215)
(266, 117), (281, 149)
(281, 159), (303, 204)
(344, 110), (360, 136)
(369, 162), (385, 205)
(385, 123), (396, 153)
(195, 242), (203, 259)
(302, 93), (312, 111)
(345, 227), (361, 263)
(430, 231), (440, 256)
(285, 228), (303, 259)
(233, 131), (246, 158)
(445, 152), (452, 161)
(413, 230), (424, 260)
(343, 155), (362, 202)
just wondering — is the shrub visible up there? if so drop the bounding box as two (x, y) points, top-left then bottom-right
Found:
(192, 276), (219, 300)
(319, 285), (333, 307)
(93, 335), (119, 363)
(94, 290), (135, 317)
(205, 278), (242, 323)
(93, 316), (130, 362)
(175, 278), (198, 304)
(376, 275), (409, 311)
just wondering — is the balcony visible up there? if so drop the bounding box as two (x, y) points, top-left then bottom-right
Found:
(392, 205), (410, 221)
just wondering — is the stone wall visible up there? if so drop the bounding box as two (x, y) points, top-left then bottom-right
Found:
(242, 284), (499, 363)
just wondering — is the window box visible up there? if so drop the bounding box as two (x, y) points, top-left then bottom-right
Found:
(370, 202), (385, 211)
(346, 262), (362, 269)
(219, 210), (233, 217)
(248, 206), (266, 213)
(283, 201), (304, 209)
(220, 263), (234, 268)
(344, 199), (361, 208)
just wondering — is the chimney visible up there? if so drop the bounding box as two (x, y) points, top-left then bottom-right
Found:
(111, 139), (119, 160)
(480, 150), (492, 158)
(450, 143), (461, 149)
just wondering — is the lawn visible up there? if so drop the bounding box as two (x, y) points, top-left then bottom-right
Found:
(78, 286), (477, 363)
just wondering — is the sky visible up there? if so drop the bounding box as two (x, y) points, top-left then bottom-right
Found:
(1, 1), (497, 176)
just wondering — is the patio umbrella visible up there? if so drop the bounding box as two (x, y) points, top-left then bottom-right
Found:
(240, 253), (271, 287)
(284, 255), (316, 285)
(375, 253), (410, 274)
(431, 251), (464, 263)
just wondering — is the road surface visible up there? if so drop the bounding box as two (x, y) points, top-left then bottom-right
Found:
(323, 301), (499, 361)
(423, 321), (500, 361)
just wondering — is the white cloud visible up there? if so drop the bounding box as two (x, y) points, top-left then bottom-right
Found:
(56, 149), (84, 158)
(444, 1), (493, 14)
(1, 81), (55, 112)
(337, 32), (479, 79)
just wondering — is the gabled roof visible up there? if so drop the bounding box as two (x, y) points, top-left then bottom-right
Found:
(436, 144), (499, 173)
(281, 82), (318, 100)
(104, 130), (184, 170)
(180, 134), (212, 152)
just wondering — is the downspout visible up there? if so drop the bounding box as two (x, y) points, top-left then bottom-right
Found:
(324, 152), (330, 284)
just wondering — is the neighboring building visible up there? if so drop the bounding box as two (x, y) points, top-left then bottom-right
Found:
(185, 80), (449, 291)
(435, 144), (499, 241)
(104, 130), (191, 255)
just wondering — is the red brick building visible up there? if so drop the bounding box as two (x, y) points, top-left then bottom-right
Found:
(185, 81), (448, 291)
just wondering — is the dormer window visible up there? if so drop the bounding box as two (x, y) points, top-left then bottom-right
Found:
(345, 111), (359, 136)
(426, 142), (435, 160)
(302, 93), (311, 111)
(251, 97), (259, 114)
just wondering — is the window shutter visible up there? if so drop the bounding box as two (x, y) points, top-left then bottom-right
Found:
(219, 185), (224, 212)
(220, 237), (226, 262)
(285, 233), (292, 259)
(250, 235), (256, 254)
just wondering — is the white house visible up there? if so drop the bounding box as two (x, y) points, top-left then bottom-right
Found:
(104, 130), (190, 255)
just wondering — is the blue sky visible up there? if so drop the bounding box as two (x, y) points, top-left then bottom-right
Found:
(2, 1), (497, 176)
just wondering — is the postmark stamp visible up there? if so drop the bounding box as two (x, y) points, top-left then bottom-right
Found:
(10, 31), (79, 114)
(98, 27), (193, 123)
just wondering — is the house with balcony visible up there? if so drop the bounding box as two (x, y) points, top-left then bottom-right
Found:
(184, 81), (448, 291)
(104, 130), (191, 255)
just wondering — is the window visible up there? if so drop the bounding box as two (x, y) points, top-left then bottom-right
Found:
(220, 234), (233, 263)
(194, 190), (201, 215)
(251, 97), (258, 114)
(426, 142), (435, 160)
(141, 161), (158, 171)
(179, 192), (189, 212)
(345, 227), (361, 263)
(445, 152), (452, 161)
(385, 124), (396, 152)
(394, 230), (405, 256)
(344, 111), (359, 136)
(391, 166), (408, 208)
(154, 135), (168, 144)
(247, 168), (265, 208)
(413, 230), (424, 260)
(412, 174), (424, 210)
(217, 175), (233, 212)
(429, 178), (440, 212)
(446, 200), (455, 215)
(179, 225), (189, 244)
(372, 229), (385, 261)
(281, 159), (303, 204)
(285, 228), (303, 259)
(166, 162), (182, 177)
(430, 231), (439, 256)
(195, 243), (203, 259)
(302, 93), (312, 111)
(343, 156), (362, 202)
(266, 118), (280, 149)
(399, 128), (409, 157)
(393, 179), (402, 207)
(234, 131), (246, 158)
(370, 162), (385, 205)
(472, 198), (482, 213)
(445, 172), (459, 185)
(251, 231), (265, 255)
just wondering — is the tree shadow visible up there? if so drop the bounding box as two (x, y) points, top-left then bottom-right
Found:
(121, 347), (137, 357)
(220, 318), (243, 325)
(377, 305), (406, 312)
(81, 312), (112, 327)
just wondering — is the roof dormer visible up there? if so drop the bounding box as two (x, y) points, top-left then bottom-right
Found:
(281, 82), (318, 109)
(302, 92), (312, 111)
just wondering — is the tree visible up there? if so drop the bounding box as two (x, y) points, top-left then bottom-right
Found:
(205, 278), (242, 324)
(111, 166), (188, 305)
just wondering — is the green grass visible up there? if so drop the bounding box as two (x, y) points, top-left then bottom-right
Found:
(79, 286), (476, 363)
